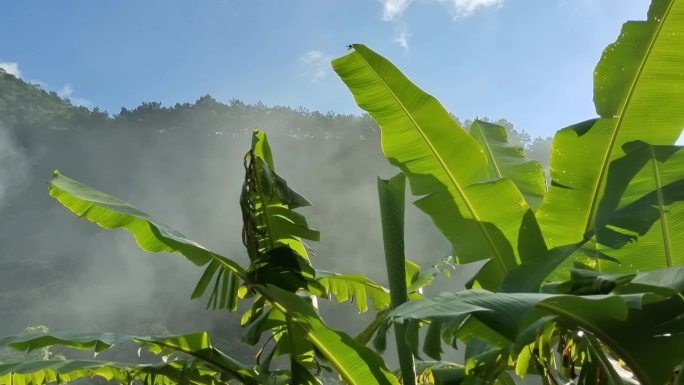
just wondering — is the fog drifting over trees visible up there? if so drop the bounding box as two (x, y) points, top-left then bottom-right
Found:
(0, 68), (551, 360)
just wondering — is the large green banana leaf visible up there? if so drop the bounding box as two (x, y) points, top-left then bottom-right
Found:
(594, 142), (684, 271)
(537, 0), (684, 270)
(49, 171), (246, 276)
(0, 332), (264, 384)
(392, 290), (627, 343)
(0, 360), (214, 385)
(503, 142), (684, 290)
(49, 170), (246, 309)
(49, 147), (397, 384)
(333, 44), (544, 290)
(551, 265), (684, 297)
(469, 120), (546, 209)
(520, 142), (684, 287)
(392, 289), (684, 385)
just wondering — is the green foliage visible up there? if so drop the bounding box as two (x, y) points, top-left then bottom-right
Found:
(537, 0), (684, 270)
(468, 120), (546, 209)
(328, 1), (684, 384)
(0, 69), (108, 132)
(6, 130), (399, 385)
(0, 326), (65, 364)
(378, 173), (416, 384)
(333, 44), (542, 291)
(49, 170), (246, 274)
(3, 1), (684, 385)
(0, 331), (266, 385)
(317, 272), (391, 312)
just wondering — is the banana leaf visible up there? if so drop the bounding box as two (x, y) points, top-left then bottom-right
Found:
(537, 0), (684, 272)
(594, 141), (684, 271)
(392, 289), (684, 385)
(0, 360), (217, 385)
(317, 272), (391, 312)
(49, 170), (245, 310)
(0, 331), (263, 384)
(469, 120), (546, 209)
(333, 44), (545, 290)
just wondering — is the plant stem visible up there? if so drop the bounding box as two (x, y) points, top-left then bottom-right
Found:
(378, 173), (416, 385)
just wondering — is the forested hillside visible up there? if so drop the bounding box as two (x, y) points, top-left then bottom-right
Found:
(0, 67), (550, 358)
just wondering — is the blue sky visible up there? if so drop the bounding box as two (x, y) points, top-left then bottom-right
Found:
(0, 0), (651, 138)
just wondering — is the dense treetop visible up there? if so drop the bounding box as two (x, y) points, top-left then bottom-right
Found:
(0, 67), (550, 160)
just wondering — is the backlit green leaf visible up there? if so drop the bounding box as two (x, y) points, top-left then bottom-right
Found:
(537, 0), (684, 263)
(333, 45), (542, 289)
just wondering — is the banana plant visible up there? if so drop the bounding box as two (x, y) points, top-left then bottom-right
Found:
(377, 173), (416, 385)
(535, 0), (684, 274)
(3, 1), (684, 385)
(331, 0), (684, 383)
(1, 130), (403, 385)
(332, 44), (547, 292)
(0, 331), (272, 385)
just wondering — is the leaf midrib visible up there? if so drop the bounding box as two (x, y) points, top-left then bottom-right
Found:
(138, 341), (259, 384)
(473, 123), (504, 179)
(352, 48), (506, 274)
(651, 146), (673, 266)
(50, 180), (247, 278)
(585, 1), (675, 244)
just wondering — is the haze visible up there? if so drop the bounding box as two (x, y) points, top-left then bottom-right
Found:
(0, 0), (665, 364)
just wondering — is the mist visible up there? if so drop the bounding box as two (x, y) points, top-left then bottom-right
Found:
(0, 84), (444, 346)
(0, 73), (549, 362)
(0, 125), (28, 210)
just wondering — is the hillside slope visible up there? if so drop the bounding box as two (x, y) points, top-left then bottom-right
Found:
(0, 69), (548, 357)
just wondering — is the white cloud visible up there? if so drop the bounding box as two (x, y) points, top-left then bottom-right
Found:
(393, 26), (411, 50)
(0, 62), (21, 78)
(54, 83), (92, 107)
(379, 0), (503, 21)
(381, 0), (413, 21)
(57, 84), (74, 98)
(676, 129), (683, 146)
(0, 62), (92, 107)
(437, 0), (504, 18)
(300, 50), (333, 82)
(379, 0), (502, 47)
